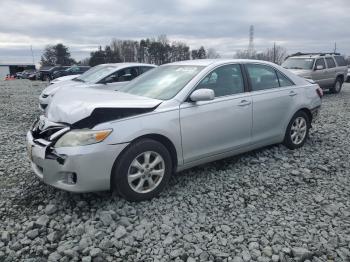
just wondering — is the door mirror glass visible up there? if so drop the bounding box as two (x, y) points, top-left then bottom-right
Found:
(316, 65), (324, 70)
(190, 89), (215, 102)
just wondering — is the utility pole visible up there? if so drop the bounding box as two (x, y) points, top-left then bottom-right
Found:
(30, 45), (35, 65)
(334, 42), (337, 53)
(248, 25), (255, 58)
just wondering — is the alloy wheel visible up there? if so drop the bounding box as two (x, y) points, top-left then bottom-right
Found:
(335, 81), (341, 92)
(290, 117), (307, 145)
(127, 151), (165, 194)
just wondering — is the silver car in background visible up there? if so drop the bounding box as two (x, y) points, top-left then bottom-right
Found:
(27, 59), (322, 201)
(282, 53), (347, 93)
(39, 63), (156, 110)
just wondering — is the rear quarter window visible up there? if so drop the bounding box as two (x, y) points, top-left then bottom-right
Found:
(334, 56), (347, 67)
(276, 71), (295, 87)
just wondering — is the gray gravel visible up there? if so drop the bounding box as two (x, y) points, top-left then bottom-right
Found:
(0, 79), (350, 261)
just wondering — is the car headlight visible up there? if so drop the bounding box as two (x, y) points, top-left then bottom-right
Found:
(55, 129), (112, 148)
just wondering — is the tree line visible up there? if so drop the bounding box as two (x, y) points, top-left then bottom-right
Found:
(40, 35), (220, 67)
(41, 36), (348, 68)
(234, 44), (288, 65)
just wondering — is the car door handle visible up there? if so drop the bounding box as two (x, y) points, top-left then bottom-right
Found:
(289, 91), (297, 97)
(238, 100), (251, 106)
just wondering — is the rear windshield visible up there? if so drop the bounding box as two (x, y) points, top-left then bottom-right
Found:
(282, 58), (315, 70)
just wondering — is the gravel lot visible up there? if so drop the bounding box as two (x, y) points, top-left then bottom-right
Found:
(0, 80), (349, 262)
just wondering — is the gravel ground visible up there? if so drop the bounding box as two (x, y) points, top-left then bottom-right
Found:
(0, 79), (350, 262)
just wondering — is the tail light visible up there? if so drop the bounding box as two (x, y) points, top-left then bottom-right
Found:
(316, 87), (323, 98)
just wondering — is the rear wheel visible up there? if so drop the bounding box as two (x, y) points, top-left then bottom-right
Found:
(284, 111), (310, 150)
(112, 139), (172, 201)
(330, 77), (343, 93)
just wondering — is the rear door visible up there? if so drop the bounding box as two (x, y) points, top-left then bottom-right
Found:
(312, 58), (328, 88)
(325, 57), (337, 86)
(244, 63), (298, 144)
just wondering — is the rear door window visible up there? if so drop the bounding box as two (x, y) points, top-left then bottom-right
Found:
(315, 58), (326, 69)
(325, 57), (336, 68)
(245, 64), (279, 91)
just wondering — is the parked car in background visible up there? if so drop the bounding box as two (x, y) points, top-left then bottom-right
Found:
(282, 53), (347, 93)
(39, 66), (71, 81)
(20, 69), (37, 79)
(28, 71), (40, 81)
(27, 59), (322, 201)
(51, 66), (90, 79)
(39, 63), (156, 110)
(49, 74), (80, 85)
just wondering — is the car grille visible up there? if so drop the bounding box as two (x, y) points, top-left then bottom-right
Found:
(31, 117), (69, 142)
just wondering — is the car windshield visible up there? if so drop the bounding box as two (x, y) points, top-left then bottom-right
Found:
(75, 65), (118, 84)
(119, 65), (204, 100)
(282, 58), (315, 70)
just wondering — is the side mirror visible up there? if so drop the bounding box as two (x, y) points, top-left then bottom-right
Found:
(190, 89), (215, 102)
(315, 65), (324, 70)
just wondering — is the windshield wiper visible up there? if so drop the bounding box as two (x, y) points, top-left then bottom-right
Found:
(289, 67), (304, 69)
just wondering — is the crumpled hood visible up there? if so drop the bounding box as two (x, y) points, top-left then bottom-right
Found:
(47, 86), (162, 124)
(43, 80), (87, 96)
(287, 69), (312, 77)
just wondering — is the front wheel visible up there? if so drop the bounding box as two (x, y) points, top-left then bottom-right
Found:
(112, 139), (172, 201)
(330, 77), (342, 94)
(283, 111), (310, 150)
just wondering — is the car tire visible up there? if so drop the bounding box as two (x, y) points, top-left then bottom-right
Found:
(111, 138), (172, 201)
(283, 111), (310, 150)
(330, 77), (343, 94)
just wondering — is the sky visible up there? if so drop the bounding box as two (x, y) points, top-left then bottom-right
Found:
(0, 0), (349, 65)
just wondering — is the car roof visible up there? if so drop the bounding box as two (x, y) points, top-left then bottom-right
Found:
(287, 54), (343, 59)
(97, 63), (157, 68)
(164, 59), (279, 67)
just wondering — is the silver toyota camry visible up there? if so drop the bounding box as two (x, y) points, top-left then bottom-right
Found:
(27, 59), (322, 201)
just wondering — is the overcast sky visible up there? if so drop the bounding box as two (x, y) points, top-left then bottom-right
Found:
(0, 0), (349, 64)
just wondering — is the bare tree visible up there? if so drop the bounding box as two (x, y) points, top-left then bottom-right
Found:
(235, 44), (288, 65)
(206, 48), (220, 59)
(262, 44), (287, 64)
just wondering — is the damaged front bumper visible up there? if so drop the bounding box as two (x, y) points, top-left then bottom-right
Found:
(26, 118), (128, 192)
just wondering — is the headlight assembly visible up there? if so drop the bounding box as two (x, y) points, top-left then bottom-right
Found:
(55, 129), (112, 148)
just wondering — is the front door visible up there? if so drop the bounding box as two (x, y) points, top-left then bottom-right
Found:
(180, 64), (252, 164)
